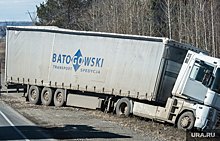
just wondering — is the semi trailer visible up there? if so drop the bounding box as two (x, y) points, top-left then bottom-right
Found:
(5, 26), (220, 130)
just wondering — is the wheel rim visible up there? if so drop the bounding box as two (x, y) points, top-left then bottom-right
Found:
(56, 92), (63, 103)
(43, 91), (49, 101)
(30, 89), (37, 101)
(119, 102), (128, 115)
(181, 116), (191, 128)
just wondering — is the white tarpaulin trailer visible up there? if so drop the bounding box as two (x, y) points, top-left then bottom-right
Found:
(5, 26), (208, 103)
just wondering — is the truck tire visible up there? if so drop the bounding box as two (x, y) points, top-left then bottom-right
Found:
(28, 86), (41, 105)
(41, 87), (54, 106)
(177, 112), (195, 131)
(54, 89), (65, 107)
(115, 98), (131, 116)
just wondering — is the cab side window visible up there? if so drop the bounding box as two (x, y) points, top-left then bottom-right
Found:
(190, 60), (214, 82)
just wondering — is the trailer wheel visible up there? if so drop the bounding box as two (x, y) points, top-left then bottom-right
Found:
(28, 86), (41, 105)
(177, 112), (195, 131)
(41, 87), (54, 106)
(115, 98), (131, 116)
(54, 89), (65, 107)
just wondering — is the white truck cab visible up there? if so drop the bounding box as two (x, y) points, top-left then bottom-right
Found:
(172, 50), (220, 130)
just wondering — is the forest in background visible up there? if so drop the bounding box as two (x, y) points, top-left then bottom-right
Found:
(36, 0), (220, 57)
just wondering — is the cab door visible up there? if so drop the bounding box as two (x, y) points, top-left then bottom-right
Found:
(182, 60), (214, 103)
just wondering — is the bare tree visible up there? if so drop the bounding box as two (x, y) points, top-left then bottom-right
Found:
(211, 0), (215, 57)
(201, 1), (208, 50)
(27, 10), (37, 25)
(161, 0), (175, 39)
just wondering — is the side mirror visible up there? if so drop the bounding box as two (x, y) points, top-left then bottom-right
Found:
(202, 70), (213, 86)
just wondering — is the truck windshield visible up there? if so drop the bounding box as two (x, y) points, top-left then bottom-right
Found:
(211, 68), (220, 93)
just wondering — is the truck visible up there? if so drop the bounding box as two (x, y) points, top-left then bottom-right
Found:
(5, 26), (220, 131)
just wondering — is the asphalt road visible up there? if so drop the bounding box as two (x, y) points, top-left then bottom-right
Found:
(0, 100), (57, 141)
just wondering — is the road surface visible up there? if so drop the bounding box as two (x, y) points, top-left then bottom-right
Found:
(0, 100), (56, 141)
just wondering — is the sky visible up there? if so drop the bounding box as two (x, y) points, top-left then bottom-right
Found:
(0, 0), (46, 22)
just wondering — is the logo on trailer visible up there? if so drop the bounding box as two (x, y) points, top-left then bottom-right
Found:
(52, 49), (104, 74)
(72, 49), (83, 72)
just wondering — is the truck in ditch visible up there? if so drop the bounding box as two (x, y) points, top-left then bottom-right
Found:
(5, 26), (220, 130)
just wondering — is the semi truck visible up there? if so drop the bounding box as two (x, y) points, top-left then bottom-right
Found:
(5, 26), (220, 130)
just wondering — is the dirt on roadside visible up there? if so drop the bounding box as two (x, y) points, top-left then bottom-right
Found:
(0, 94), (186, 141)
